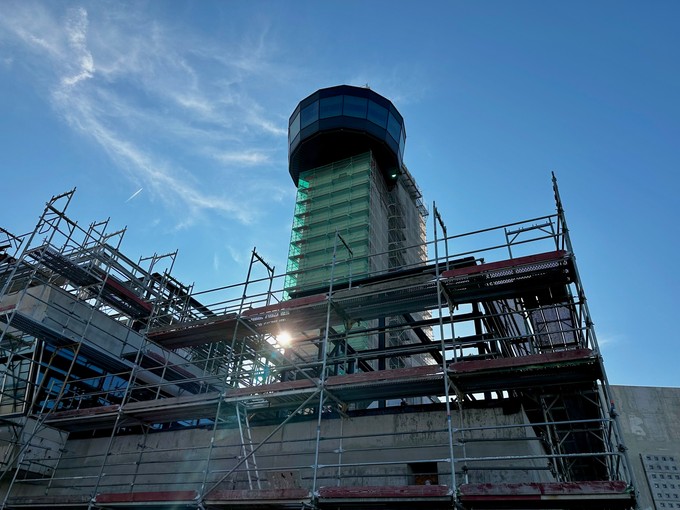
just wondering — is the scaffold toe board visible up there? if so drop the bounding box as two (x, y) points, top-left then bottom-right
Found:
(5, 494), (93, 509)
(94, 490), (199, 507)
(458, 481), (634, 509)
(204, 489), (310, 508)
(316, 485), (452, 507)
(43, 404), (121, 430)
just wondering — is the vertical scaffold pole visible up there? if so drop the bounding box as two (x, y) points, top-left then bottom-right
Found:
(312, 229), (341, 494)
(552, 172), (639, 502)
(432, 203), (458, 496)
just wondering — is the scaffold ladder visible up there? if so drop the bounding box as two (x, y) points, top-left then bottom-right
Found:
(236, 403), (261, 490)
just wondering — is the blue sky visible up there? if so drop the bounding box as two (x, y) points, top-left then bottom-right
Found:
(0, 1), (678, 387)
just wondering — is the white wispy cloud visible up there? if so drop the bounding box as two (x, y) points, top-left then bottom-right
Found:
(596, 333), (623, 348)
(61, 7), (94, 87)
(214, 151), (270, 166)
(227, 245), (245, 264)
(0, 1), (291, 227)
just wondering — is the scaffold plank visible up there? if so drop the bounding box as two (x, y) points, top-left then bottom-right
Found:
(440, 250), (573, 304)
(242, 293), (327, 318)
(243, 293), (332, 334)
(227, 378), (317, 397)
(450, 348), (594, 373)
(99, 274), (153, 318)
(44, 404), (120, 430)
(94, 490), (199, 504)
(205, 488), (310, 506)
(458, 481), (634, 508)
(44, 392), (224, 430)
(223, 364), (446, 410)
(27, 245), (98, 287)
(124, 392), (221, 422)
(442, 251), (568, 279)
(318, 485), (450, 498)
(147, 314), (244, 348)
(327, 364), (444, 401)
(5, 494), (92, 508)
(26, 246), (152, 319)
(448, 348), (602, 392)
(317, 484), (451, 504)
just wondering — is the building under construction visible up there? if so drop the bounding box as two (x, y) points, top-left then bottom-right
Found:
(1, 85), (673, 510)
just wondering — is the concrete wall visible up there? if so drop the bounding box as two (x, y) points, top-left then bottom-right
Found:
(0, 418), (67, 477)
(611, 385), (680, 510)
(1, 405), (552, 501)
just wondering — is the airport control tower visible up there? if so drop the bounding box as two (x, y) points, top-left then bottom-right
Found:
(285, 85), (427, 295)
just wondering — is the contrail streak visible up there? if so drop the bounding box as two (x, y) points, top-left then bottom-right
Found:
(125, 187), (143, 202)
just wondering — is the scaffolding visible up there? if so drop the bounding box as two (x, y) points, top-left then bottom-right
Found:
(0, 178), (636, 509)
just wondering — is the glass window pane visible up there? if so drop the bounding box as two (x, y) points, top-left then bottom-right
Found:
(289, 112), (300, 145)
(367, 100), (388, 128)
(343, 95), (368, 118)
(399, 128), (406, 159)
(387, 111), (401, 142)
(320, 96), (343, 118)
(301, 101), (319, 129)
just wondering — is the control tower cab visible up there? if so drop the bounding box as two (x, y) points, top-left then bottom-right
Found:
(288, 85), (406, 187)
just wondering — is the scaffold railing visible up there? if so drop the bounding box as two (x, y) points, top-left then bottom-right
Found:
(0, 180), (637, 510)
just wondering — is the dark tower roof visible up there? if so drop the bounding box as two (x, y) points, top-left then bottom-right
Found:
(288, 85), (406, 186)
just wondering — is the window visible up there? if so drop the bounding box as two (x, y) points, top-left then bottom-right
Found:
(387, 111), (401, 142)
(320, 96), (342, 118)
(367, 100), (388, 128)
(289, 112), (300, 145)
(343, 95), (368, 118)
(399, 126), (406, 159)
(408, 462), (439, 486)
(301, 101), (319, 129)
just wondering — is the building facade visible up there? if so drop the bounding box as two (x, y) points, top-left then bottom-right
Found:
(0, 87), (663, 510)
